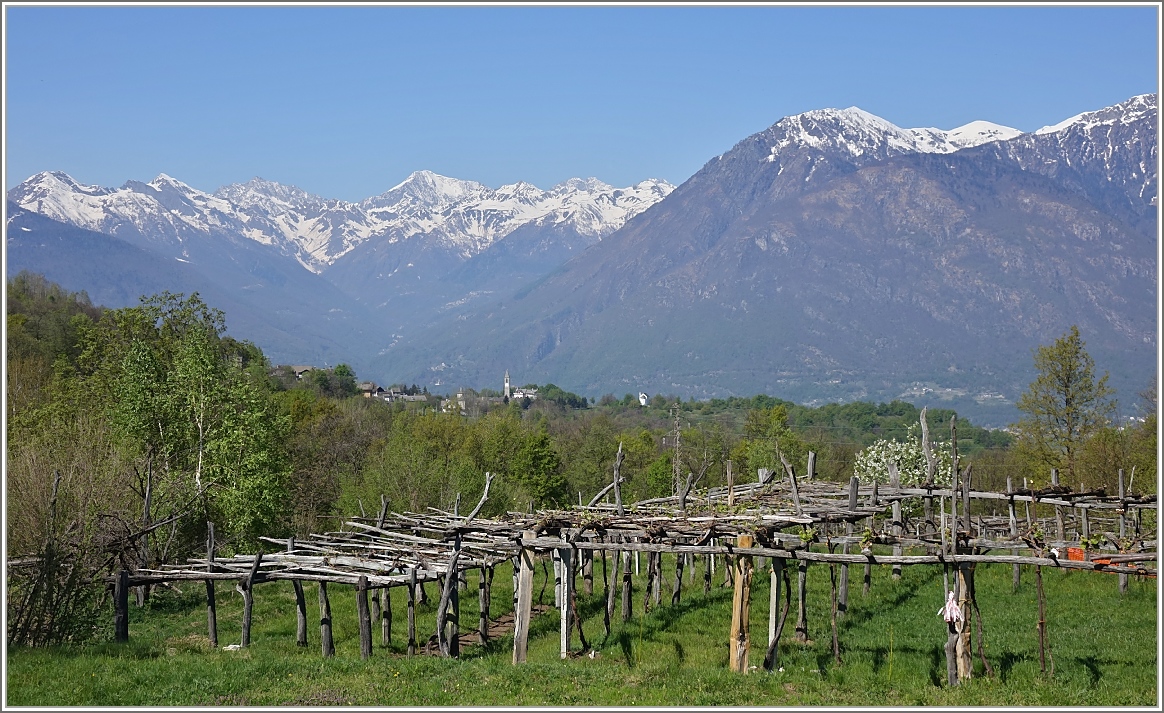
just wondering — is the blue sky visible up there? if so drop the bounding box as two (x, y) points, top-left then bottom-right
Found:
(4, 4), (1160, 201)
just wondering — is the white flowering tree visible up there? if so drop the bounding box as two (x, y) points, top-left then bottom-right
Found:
(853, 423), (954, 487)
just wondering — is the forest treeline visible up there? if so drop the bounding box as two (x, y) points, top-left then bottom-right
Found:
(6, 272), (1156, 645)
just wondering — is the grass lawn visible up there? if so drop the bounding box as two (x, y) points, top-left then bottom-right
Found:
(5, 552), (1158, 706)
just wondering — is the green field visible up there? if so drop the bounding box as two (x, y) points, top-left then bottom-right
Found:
(5, 555), (1158, 706)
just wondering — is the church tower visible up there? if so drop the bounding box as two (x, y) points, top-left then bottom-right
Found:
(504, 370), (511, 399)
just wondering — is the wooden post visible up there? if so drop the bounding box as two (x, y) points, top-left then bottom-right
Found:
(1007, 476), (1021, 591)
(652, 551), (662, 607)
(728, 534), (754, 672)
(205, 523), (217, 647)
(553, 549), (562, 608)
(240, 552), (263, 648)
(605, 543), (619, 636)
(672, 550), (684, 605)
(1051, 468), (1065, 545)
(806, 451), (817, 480)
(356, 575), (372, 660)
(582, 549), (594, 597)
(727, 459), (735, 508)
(794, 559), (808, 643)
(371, 585), (381, 638)
(382, 587), (392, 646)
(864, 481), (877, 596)
(621, 550), (633, 622)
(289, 537), (307, 647)
(704, 550), (712, 595)
(1118, 469), (1128, 594)
(768, 557), (783, 654)
(479, 566), (490, 644)
(839, 476), (858, 615)
(513, 531), (535, 664)
(889, 465), (903, 579)
(319, 581), (335, 658)
(114, 569), (129, 642)
(407, 568), (417, 657)
(559, 543), (574, 659)
(449, 568), (460, 658)
(1036, 564), (1050, 675)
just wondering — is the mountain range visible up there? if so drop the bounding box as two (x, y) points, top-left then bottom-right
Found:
(6, 94), (1157, 426)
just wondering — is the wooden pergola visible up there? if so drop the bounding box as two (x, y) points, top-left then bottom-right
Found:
(113, 454), (1156, 684)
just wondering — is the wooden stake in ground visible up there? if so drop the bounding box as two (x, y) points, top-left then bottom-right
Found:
(794, 558), (809, 643)
(559, 542), (574, 659)
(621, 550), (633, 623)
(889, 464), (903, 580)
(382, 587), (392, 646)
(289, 537), (307, 647)
(605, 542), (620, 636)
(1007, 476), (1021, 592)
(1119, 469), (1129, 594)
(728, 534), (754, 673)
(114, 569), (129, 643)
(319, 581), (335, 658)
(762, 559), (791, 671)
(240, 552), (263, 648)
(1035, 564), (1052, 675)
(407, 568), (417, 657)
(839, 476), (858, 615)
(513, 530), (535, 665)
(356, 575), (372, 660)
(205, 523), (217, 648)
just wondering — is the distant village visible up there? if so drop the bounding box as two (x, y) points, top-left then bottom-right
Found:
(272, 365), (567, 416)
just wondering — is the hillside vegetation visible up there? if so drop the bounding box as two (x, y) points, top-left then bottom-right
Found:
(6, 273), (1156, 649)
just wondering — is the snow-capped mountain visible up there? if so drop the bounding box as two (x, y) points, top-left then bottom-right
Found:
(8, 169), (674, 274)
(383, 94), (1156, 426)
(765, 106), (1022, 162)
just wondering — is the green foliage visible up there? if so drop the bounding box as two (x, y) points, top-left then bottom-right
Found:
(1012, 325), (1117, 486)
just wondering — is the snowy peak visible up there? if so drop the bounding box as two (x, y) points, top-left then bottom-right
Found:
(1035, 93), (1157, 135)
(767, 106), (1022, 162)
(8, 168), (674, 273)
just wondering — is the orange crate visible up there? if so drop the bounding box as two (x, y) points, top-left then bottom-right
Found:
(1066, 547), (1085, 561)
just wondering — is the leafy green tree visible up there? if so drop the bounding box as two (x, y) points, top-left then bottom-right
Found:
(512, 428), (566, 506)
(1012, 325), (1117, 486)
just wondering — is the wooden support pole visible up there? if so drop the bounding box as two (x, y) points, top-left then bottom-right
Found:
(728, 534), (754, 673)
(1036, 564), (1051, 675)
(763, 558), (791, 671)
(621, 550), (633, 622)
(1118, 469), (1128, 594)
(839, 476), (858, 615)
(553, 549), (562, 609)
(382, 586), (392, 646)
(768, 557), (782, 654)
(807, 451), (817, 480)
(794, 559), (809, 643)
(704, 550), (712, 594)
(513, 530), (535, 664)
(1008, 476), (1021, 591)
(407, 568), (417, 657)
(289, 537), (307, 647)
(114, 569), (129, 643)
(240, 552), (263, 648)
(449, 569), (460, 658)
(205, 523), (217, 647)
(727, 459), (735, 508)
(357, 575), (372, 660)
(1051, 469), (1065, 545)
(864, 481), (877, 596)
(605, 543), (619, 636)
(672, 550), (684, 606)
(559, 543), (574, 659)
(653, 551), (662, 607)
(890, 465), (903, 579)
(583, 549), (594, 597)
(479, 567), (490, 644)
(319, 581), (335, 658)
(371, 583), (381, 636)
